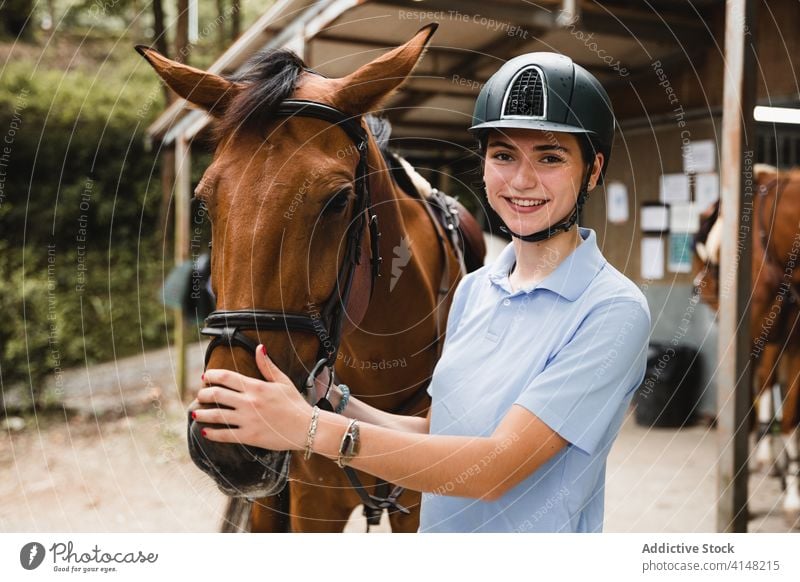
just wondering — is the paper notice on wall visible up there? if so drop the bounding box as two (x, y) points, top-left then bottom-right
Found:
(641, 236), (665, 279)
(659, 173), (691, 204)
(695, 172), (719, 211)
(641, 203), (670, 233)
(683, 139), (716, 174)
(668, 232), (694, 273)
(669, 202), (700, 234)
(606, 181), (629, 224)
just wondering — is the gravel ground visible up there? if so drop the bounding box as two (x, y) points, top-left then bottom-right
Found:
(1, 340), (797, 533)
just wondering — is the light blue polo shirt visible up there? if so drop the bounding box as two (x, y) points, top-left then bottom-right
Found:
(419, 227), (651, 533)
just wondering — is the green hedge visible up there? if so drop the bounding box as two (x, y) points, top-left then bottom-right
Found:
(0, 238), (172, 398)
(0, 56), (167, 248)
(0, 47), (177, 401)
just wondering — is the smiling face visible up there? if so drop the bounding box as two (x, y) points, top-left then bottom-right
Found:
(483, 128), (603, 237)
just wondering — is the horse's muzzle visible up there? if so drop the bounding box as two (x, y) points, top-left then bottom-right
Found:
(187, 410), (291, 498)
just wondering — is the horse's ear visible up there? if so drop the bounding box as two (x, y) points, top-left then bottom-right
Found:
(333, 23), (438, 115)
(135, 45), (242, 116)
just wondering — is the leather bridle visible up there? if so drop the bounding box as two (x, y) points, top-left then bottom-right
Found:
(200, 99), (382, 401)
(198, 98), (412, 519)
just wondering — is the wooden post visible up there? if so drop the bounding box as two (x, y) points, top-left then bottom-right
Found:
(717, 0), (757, 533)
(159, 146), (175, 249)
(175, 0), (190, 63)
(175, 135), (192, 401)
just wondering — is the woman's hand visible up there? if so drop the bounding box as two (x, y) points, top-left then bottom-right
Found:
(193, 345), (311, 451)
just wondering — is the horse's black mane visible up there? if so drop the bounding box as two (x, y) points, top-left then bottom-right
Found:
(215, 48), (306, 140)
(211, 48), (423, 196)
(214, 48), (390, 150)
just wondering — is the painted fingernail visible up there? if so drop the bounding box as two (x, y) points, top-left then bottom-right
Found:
(191, 411), (196, 420)
(201, 373), (205, 382)
(201, 428), (207, 437)
(261, 345), (267, 356)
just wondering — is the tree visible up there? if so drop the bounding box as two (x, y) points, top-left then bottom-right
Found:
(152, 0), (169, 58)
(232, 0), (241, 40)
(216, 0), (227, 52)
(0, 0), (36, 40)
(175, 0), (189, 63)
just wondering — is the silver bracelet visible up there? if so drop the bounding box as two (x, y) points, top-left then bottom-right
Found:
(336, 419), (360, 468)
(335, 383), (351, 414)
(304, 406), (320, 461)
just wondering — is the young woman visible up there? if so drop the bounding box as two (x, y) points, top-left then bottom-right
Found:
(193, 52), (651, 533)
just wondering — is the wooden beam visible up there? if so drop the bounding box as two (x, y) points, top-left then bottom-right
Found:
(557, 0), (581, 26)
(579, 1), (706, 43)
(310, 32), (466, 57)
(387, 32), (541, 121)
(376, 0), (558, 31)
(716, 0), (757, 533)
(174, 135), (192, 401)
(313, 26), (617, 81)
(603, 47), (707, 91)
(376, 0), (704, 43)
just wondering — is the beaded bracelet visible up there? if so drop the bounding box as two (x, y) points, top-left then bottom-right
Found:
(335, 383), (351, 414)
(304, 406), (320, 460)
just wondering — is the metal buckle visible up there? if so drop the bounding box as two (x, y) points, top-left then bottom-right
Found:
(304, 357), (332, 405)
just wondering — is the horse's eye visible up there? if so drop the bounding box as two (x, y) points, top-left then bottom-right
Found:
(325, 188), (352, 213)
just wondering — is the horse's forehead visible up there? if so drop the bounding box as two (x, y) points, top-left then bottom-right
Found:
(293, 73), (343, 104)
(210, 73), (354, 175)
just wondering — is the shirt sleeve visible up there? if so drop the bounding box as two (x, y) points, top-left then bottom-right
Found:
(513, 298), (651, 456)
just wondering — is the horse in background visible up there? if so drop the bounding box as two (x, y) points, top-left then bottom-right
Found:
(139, 25), (487, 532)
(692, 164), (800, 524)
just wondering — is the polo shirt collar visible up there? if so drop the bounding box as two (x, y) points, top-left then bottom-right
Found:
(487, 227), (607, 301)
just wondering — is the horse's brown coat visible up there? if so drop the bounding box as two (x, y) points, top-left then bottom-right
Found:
(693, 166), (800, 432)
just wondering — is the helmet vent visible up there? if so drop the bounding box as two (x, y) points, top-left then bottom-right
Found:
(502, 67), (545, 118)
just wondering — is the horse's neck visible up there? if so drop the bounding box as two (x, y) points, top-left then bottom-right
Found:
(756, 171), (800, 279)
(363, 138), (410, 250)
(351, 137), (441, 331)
(336, 138), (445, 407)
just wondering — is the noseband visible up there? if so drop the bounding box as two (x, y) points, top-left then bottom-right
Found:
(200, 99), (382, 404)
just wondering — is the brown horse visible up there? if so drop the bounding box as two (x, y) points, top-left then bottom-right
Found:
(138, 25), (487, 532)
(692, 164), (800, 522)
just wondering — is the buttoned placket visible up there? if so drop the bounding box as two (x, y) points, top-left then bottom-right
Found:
(486, 286), (533, 340)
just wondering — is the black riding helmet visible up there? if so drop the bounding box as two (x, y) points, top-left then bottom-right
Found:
(470, 52), (616, 242)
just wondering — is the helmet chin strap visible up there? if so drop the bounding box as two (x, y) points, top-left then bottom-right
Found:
(499, 162), (594, 243)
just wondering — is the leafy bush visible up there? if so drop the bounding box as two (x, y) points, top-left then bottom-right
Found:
(0, 55), (166, 249)
(0, 42), (175, 404)
(0, 237), (173, 403)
